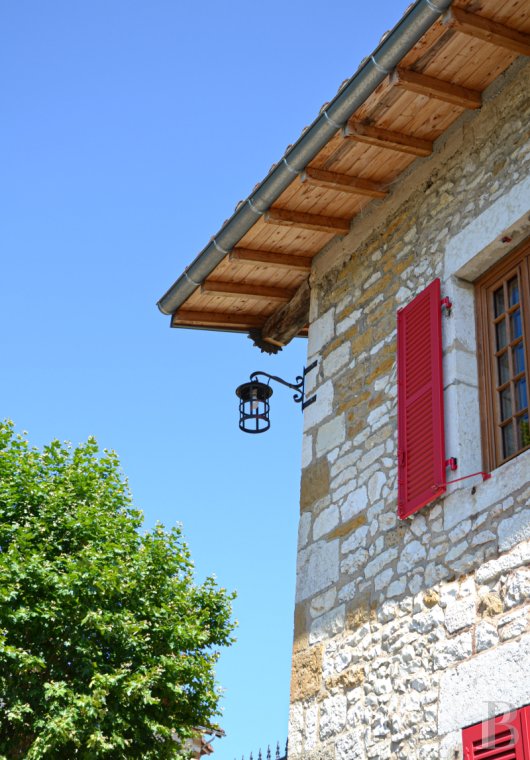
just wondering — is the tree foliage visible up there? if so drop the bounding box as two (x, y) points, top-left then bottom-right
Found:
(0, 422), (235, 758)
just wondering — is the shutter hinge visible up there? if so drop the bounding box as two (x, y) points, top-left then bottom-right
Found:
(441, 296), (452, 316)
(445, 457), (458, 471)
(399, 450), (406, 467)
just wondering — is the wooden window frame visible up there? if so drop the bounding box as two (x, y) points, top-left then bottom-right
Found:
(475, 237), (530, 472)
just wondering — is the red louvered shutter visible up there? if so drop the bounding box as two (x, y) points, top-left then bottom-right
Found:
(397, 278), (446, 519)
(524, 707), (530, 756)
(462, 707), (530, 759)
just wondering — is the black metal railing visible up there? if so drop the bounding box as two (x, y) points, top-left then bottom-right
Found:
(236, 738), (288, 760)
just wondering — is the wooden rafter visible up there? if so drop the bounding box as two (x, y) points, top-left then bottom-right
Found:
(260, 278), (311, 347)
(344, 122), (433, 157)
(172, 311), (264, 329)
(391, 68), (482, 109)
(301, 167), (387, 198)
(443, 7), (530, 57)
(264, 208), (350, 235)
(201, 280), (293, 303)
(230, 248), (312, 271)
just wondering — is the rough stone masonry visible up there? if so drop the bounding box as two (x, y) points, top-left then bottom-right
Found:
(288, 58), (530, 760)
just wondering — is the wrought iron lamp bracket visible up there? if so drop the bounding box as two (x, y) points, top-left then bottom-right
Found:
(249, 360), (317, 411)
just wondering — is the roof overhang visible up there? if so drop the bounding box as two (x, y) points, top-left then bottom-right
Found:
(158, 0), (530, 351)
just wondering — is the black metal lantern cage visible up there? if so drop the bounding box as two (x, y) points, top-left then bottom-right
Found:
(235, 362), (317, 434)
(235, 379), (274, 434)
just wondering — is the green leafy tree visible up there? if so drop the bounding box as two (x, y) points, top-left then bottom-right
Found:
(0, 422), (235, 758)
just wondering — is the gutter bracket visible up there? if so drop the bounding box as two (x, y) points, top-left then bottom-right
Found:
(322, 110), (343, 130)
(247, 198), (265, 216)
(184, 269), (202, 287)
(370, 55), (393, 75)
(283, 157), (303, 175)
(212, 238), (231, 255)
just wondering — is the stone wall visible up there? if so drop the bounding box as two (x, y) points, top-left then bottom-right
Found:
(289, 58), (530, 760)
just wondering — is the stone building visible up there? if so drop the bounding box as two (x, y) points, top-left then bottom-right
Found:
(159, 1), (530, 757)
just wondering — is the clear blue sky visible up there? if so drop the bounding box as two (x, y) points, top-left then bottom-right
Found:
(1, 2), (408, 757)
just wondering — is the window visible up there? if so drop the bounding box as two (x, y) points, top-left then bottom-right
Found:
(476, 238), (530, 471)
(462, 705), (530, 759)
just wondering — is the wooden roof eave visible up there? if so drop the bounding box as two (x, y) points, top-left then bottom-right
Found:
(156, 0), (454, 325)
(159, 0), (530, 351)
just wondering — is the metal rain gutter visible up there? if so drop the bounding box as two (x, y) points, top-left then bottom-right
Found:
(157, 0), (452, 317)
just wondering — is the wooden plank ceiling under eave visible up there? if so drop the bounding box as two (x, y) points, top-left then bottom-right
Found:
(170, 0), (530, 350)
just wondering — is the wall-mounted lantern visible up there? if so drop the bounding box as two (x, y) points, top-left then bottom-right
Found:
(235, 361), (317, 434)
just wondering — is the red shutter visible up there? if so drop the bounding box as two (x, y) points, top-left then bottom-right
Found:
(397, 278), (446, 519)
(524, 708), (530, 757)
(462, 706), (530, 759)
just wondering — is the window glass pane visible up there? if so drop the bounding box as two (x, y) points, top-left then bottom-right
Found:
(508, 277), (519, 307)
(496, 319), (507, 349)
(494, 287), (505, 317)
(518, 413), (530, 449)
(513, 342), (525, 374)
(502, 423), (517, 459)
(516, 378), (528, 412)
(510, 309), (522, 340)
(498, 351), (510, 385)
(500, 387), (512, 421)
